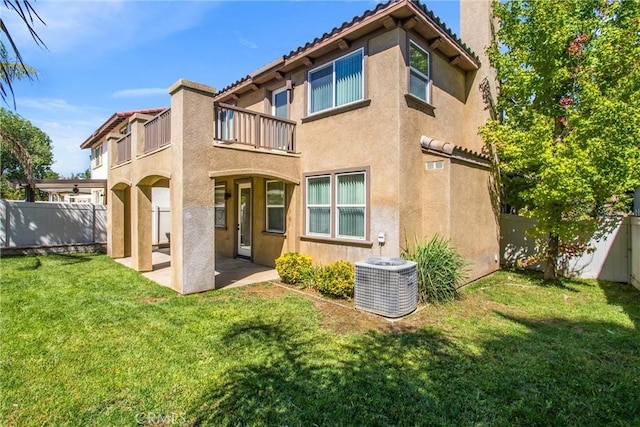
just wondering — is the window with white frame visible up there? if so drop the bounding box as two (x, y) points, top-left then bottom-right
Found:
(266, 180), (285, 233)
(409, 41), (430, 103)
(308, 49), (364, 115)
(214, 184), (226, 227)
(92, 144), (103, 168)
(306, 176), (331, 236)
(305, 170), (367, 240)
(336, 173), (366, 239)
(272, 88), (289, 119)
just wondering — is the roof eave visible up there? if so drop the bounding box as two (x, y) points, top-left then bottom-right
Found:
(214, 0), (480, 100)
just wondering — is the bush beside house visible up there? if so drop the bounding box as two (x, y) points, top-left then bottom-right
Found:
(275, 253), (355, 299)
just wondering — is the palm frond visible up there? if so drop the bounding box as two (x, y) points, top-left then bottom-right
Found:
(0, 0), (46, 107)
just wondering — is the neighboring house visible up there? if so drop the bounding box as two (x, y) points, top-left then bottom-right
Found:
(80, 108), (167, 205)
(81, 108), (172, 245)
(91, 0), (499, 294)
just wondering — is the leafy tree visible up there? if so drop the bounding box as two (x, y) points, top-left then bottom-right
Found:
(480, 0), (640, 279)
(66, 169), (91, 180)
(0, 107), (53, 198)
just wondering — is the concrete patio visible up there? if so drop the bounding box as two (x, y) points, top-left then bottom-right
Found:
(115, 248), (279, 291)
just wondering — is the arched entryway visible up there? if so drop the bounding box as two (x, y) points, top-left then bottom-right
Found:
(134, 172), (171, 274)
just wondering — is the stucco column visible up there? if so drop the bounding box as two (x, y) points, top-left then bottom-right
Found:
(132, 184), (153, 272)
(131, 113), (155, 157)
(108, 186), (130, 258)
(106, 134), (121, 168)
(169, 79), (217, 294)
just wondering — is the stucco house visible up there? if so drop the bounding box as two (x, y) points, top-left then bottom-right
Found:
(81, 108), (172, 245)
(87, 0), (499, 294)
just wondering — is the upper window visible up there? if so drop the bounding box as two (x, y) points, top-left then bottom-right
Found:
(92, 144), (103, 168)
(305, 170), (367, 240)
(272, 88), (289, 119)
(409, 41), (430, 103)
(308, 49), (364, 115)
(266, 180), (286, 233)
(214, 184), (226, 228)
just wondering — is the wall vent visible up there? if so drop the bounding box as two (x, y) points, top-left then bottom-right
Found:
(425, 160), (443, 170)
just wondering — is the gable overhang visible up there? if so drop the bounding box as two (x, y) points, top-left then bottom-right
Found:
(215, 0), (480, 102)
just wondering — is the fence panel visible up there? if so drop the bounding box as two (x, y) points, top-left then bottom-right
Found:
(500, 213), (631, 283)
(631, 218), (640, 290)
(151, 206), (171, 245)
(0, 200), (107, 248)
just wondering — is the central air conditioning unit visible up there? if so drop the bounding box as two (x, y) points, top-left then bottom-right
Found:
(354, 257), (418, 318)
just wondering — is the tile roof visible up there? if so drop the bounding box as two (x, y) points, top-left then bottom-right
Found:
(283, 0), (478, 62)
(420, 136), (491, 168)
(215, 0), (480, 97)
(80, 108), (167, 149)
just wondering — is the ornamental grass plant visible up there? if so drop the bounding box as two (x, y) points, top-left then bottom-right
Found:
(401, 235), (469, 304)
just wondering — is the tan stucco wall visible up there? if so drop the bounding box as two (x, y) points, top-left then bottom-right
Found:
(293, 29), (404, 264)
(397, 21), (499, 282)
(107, 7), (499, 292)
(449, 160), (500, 280)
(210, 24), (499, 280)
(460, 0), (496, 154)
(168, 80), (217, 293)
(107, 113), (174, 271)
(212, 174), (298, 267)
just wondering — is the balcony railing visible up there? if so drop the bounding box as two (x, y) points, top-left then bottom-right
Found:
(214, 102), (296, 153)
(144, 108), (171, 153)
(116, 133), (132, 164)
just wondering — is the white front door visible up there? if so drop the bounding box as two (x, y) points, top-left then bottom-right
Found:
(237, 182), (252, 258)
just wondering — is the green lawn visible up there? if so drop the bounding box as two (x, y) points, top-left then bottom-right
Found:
(1, 254), (639, 426)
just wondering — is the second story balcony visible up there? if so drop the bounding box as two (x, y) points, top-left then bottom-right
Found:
(116, 133), (132, 164)
(214, 103), (296, 153)
(144, 108), (171, 153)
(114, 109), (171, 166)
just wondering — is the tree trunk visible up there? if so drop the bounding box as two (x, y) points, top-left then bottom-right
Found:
(543, 232), (559, 280)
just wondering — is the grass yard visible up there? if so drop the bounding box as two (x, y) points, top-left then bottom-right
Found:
(1, 254), (639, 426)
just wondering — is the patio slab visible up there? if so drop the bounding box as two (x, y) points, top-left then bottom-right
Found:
(114, 249), (279, 291)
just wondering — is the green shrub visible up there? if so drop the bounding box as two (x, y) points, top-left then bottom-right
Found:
(275, 252), (312, 285)
(401, 235), (469, 304)
(316, 261), (355, 299)
(300, 265), (323, 289)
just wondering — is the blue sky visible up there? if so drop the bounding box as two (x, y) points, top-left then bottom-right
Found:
(5, 0), (460, 176)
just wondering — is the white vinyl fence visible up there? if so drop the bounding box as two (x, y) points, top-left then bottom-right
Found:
(151, 206), (171, 245)
(501, 214), (638, 286)
(0, 200), (107, 248)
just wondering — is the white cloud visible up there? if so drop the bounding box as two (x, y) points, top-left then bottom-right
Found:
(31, 117), (101, 176)
(112, 88), (168, 98)
(235, 31), (258, 49)
(16, 97), (104, 114)
(4, 1), (220, 57)
(14, 97), (108, 176)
